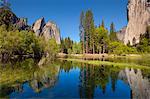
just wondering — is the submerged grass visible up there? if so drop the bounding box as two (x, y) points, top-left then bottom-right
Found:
(62, 58), (150, 70)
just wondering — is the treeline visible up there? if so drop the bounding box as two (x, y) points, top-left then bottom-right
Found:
(79, 10), (132, 54)
(79, 10), (150, 55)
(60, 37), (81, 54)
(135, 26), (150, 53)
(0, 25), (59, 61)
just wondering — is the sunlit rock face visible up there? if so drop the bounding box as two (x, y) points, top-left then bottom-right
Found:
(32, 17), (45, 36)
(42, 21), (61, 44)
(32, 18), (61, 44)
(119, 68), (150, 99)
(124, 0), (150, 45)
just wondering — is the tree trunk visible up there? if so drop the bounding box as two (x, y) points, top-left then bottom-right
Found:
(83, 43), (85, 54)
(93, 43), (95, 54)
(86, 36), (88, 54)
(99, 46), (101, 54)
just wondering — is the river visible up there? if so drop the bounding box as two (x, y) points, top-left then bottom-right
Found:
(0, 56), (150, 99)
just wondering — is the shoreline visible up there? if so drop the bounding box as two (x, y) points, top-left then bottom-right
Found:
(57, 53), (148, 59)
(59, 58), (150, 70)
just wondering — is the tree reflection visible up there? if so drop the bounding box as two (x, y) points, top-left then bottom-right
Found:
(79, 64), (114, 99)
(0, 59), (60, 98)
(1, 60), (150, 99)
(29, 65), (60, 93)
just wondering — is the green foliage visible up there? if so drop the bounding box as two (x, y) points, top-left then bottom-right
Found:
(78, 11), (145, 55)
(0, 25), (59, 60)
(0, 26), (43, 59)
(0, 8), (17, 27)
(72, 42), (82, 54)
(109, 22), (118, 41)
(108, 41), (137, 55)
(136, 26), (150, 53)
(79, 11), (85, 54)
(60, 37), (73, 54)
(84, 10), (95, 53)
(95, 26), (109, 53)
(44, 38), (59, 59)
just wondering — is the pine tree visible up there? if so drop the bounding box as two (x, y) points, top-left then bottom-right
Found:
(79, 11), (85, 54)
(101, 19), (105, 28)
(109, 22), (118, 41)
(84, 10), (95, 54)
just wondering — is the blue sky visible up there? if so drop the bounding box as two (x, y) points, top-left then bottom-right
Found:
(10, 0), (128, 42)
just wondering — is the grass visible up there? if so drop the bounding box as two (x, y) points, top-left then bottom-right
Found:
(61, 58), (150, 70)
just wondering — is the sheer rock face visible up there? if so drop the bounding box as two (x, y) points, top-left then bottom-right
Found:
(118, 68), (150, 99)
(42, 21), (60, 44)
(32, 18), (61, 44)
(124, 0), (150, 45)
(32, 17), (45, 36)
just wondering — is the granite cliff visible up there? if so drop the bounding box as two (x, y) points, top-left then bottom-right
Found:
(0, 8), (61, 44)
(117, 0), (150, 45)
(32, 18), (61, 44)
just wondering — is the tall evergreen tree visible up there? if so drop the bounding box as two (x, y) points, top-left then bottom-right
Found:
(109, 22), (118, 41)
(79, 11), (85, 54)
(84, 10), (95, 54)
(101, 19), (105, 28)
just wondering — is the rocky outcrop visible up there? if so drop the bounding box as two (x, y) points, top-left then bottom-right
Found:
(117, 27), (126, 42)
(15, 18), (30, 30)
(0, 7), (18, 26)
(0, 7), (30, 30)
(32, 18), (61, 44)
(124, 0), (150, 45)
(42, 21), (60, 44)
(32, 17), (45, 36)
(119, 68), (150, 99)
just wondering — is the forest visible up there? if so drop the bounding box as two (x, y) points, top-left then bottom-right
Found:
(60, 10), (150, 55)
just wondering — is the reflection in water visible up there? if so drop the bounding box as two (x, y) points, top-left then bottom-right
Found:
(29, 65), (60, 93)
(119, 68), (150, 99)
(79, 64), (119, 99)
(0, 59), (60, 98)
(0, 60), (150, 99)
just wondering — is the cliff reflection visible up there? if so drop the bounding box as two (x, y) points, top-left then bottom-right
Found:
(0, 60), (150, 99)
(119, 68), (150, 99)
(29, 65), (60, 93)
(0, 59), (60, 98)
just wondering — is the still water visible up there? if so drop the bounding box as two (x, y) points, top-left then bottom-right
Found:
(0, 58), (150, 99)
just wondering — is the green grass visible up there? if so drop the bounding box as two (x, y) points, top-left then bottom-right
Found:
(61, 58), (150, 70)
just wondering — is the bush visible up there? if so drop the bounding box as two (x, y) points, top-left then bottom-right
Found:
(0, 26), (59, 60)
(108, 41), (137, 55)
(44, 38), (59, 59)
